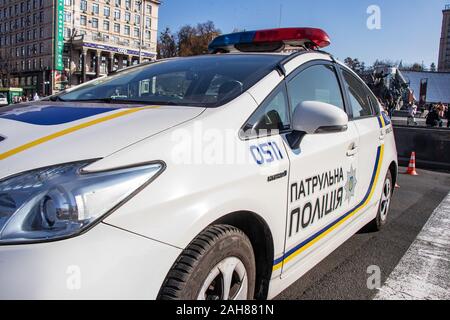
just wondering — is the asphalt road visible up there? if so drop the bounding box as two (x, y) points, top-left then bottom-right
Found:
(276, 168), (450, 300)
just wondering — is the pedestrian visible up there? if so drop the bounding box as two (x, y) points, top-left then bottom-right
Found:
(33, 92), (40, 101)
(446, 104), (450, 128)
(426, 107), (443, 127)
(436, 102), (445, 119)
(407, 101), (418, 126)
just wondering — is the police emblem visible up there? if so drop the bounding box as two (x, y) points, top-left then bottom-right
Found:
(345, 166), (357, 203)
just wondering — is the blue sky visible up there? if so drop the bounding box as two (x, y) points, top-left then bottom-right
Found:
(158, 0), (448, 67)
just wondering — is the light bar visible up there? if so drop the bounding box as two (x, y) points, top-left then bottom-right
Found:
(208, 28), (331, 53)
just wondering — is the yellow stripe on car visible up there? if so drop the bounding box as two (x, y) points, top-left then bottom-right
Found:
(0, 106), (159, 161)
(273, 144), (385, 272)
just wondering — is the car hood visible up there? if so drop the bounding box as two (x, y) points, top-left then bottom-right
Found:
(0, 102), (204, 179)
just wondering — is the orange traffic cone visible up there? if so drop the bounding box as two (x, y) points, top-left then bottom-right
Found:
(405, 152), (419, 176)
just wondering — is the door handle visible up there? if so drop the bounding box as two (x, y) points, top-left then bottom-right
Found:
(347, 144), (358, 157)
(379, 130), (385, 141)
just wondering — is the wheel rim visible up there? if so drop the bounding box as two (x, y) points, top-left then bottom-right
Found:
(197, 257), (248, 300)
(380, 178), (392, 222)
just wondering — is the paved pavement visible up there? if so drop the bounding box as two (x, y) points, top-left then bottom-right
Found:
(374, 192), (450, 300)
(276, 168), (450, 300)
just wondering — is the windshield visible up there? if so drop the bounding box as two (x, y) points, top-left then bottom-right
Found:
(56, 54), (284, 108)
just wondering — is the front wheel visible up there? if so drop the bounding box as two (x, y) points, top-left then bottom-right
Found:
(366, 170), (393, 231)
(158, 225), (256, 300)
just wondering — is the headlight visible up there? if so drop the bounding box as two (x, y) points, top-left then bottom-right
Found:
(0, 161), (164, 244)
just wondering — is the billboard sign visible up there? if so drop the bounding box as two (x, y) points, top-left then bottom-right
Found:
(54, 0), (64, 71)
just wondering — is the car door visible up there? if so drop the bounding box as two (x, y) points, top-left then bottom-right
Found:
(338, 68), (385, 214)
(277, 61), (360, 274)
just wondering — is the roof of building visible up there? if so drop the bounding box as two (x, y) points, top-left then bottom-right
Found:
(401, 70), (450, 104)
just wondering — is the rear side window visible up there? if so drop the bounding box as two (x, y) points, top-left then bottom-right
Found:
(342, 70), (374, 118)
(287, 64), (345, 113)
(241, 84), (290, 138)
(367, 90), (381, 115)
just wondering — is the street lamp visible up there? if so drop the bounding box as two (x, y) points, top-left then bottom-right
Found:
(138, 0), (145, 64)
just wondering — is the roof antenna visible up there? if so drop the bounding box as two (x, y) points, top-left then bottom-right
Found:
(278, 4), (283, 27)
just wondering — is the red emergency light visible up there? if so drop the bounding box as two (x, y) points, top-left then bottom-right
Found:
(209, 27), (331, 53)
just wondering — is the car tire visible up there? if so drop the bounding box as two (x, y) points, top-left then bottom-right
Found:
(366, 170), (393, 232)
(158, 224), (256, 300)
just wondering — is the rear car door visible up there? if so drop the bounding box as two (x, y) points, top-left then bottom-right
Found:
(277, 61), (360, 274)
(339, 68), (385, 214)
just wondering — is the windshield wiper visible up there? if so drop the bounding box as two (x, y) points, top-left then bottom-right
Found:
(47, 97), (200, 107)
(57, 98), (151, 104)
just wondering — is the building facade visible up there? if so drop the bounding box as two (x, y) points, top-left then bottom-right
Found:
(438, 4), (450, 72)
(0, 0), (159, 96)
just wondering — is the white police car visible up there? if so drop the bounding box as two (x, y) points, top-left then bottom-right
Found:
(0, 28), (397, 300)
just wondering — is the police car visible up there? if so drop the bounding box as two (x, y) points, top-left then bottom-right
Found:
(0, 28), (397, 300)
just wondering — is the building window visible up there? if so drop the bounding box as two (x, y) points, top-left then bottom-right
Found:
(125, 0), (130, 9)
(64, 0), (71, 6)
(146, 3), (151, 14)
(114, 23), (120, 33)
(64, 11), (72, 22)
(133, 27), (139, 37)
(80, 0), (87, 11)
(135, 14), (140, 25)
(39, 11), (44, 22)
(92, 18), (98, 28)
(80, 15), (87, 26)
(125, 11), (130, 22)
(39, 43), (43, 54)
(104, 6), (110, 17)
(114, 9), (121, 20)
(135, 1), (141, 11)
(92, 3), (99, 15)
(115, 0), (121, 7)
(103, 20), (109, 31)
(145, 30), (150, 40)
(145, 17), (150, 28)
(124, 25), (130, 35)
(64, 27), (71, 38)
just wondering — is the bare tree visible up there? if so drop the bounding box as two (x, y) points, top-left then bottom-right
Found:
(157, 27), (177, 59)
(177, 21), (221, 57)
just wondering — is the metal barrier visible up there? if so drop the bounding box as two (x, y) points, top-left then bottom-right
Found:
(394, 126), (450, 171)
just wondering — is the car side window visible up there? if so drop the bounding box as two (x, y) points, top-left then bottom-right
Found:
(241, 84), (290, 138)
(287, 64), (345, 114)
(367, 90), (381, 115)
(342, 70), (374, 118)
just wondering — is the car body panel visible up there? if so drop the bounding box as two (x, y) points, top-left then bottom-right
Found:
(0, 223), (181, 299)
(0, 103), (204, 179)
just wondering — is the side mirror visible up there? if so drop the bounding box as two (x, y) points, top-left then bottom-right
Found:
(287, 101), (349, 148)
